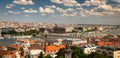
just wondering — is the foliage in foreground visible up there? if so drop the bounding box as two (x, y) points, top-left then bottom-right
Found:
(38, 52), (53, 58)
(56, 46), (110, 58)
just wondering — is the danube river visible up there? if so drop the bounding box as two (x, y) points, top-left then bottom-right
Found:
(0, 39), (16, 46)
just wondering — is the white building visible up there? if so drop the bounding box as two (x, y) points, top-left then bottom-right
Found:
(65, 27), (74, 32)
(29, 49), (44, 58)
(63, 38), (87, 46)
(81, 44), (97, 54)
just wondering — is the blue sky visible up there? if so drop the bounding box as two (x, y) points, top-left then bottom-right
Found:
(0, 0), (120, 25)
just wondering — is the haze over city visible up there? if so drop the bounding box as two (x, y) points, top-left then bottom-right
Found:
(0, 0), (120, 25)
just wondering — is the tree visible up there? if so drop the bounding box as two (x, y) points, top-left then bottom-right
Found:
(56, 46), (110, 58)
(56, 48), (65, 58)
(58, 56), (64, 58)
(0, 56), (2, 58)
(56, 46), (87, 58)
(88, 52), (110, 58)
(38, 52), (43, 58)
(23, 30), (39, 35)
(71, 46), (88, 58)
(38, 52), (53, 58)
(43, 55), (53, 58)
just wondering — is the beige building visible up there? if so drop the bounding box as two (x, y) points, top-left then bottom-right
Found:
(114, 51), (120, 58)
(97, 46), (120, 58)
(0, 29), (1, 37)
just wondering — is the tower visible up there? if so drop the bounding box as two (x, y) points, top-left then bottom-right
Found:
(64, 40), (72, 58)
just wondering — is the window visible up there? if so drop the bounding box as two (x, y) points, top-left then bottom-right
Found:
(97, 50), (101, 52)
(108, 52), (112, 55)
(102, 51), (105, 53)
(118, 52), (120, 54)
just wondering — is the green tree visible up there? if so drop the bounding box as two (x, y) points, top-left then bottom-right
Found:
(57, 46), (87, 58)
(56, 46), (110, 58)
(0, 56), (2, 58)
(38, 52), (43, 58)
(88, 52), (110, 58)
(56, 48), (65, 58)
(43, 55), (53, 58)
(24, 30), (39, 35)
(71, 46), (88, 58)
(58, 56), (64, 58)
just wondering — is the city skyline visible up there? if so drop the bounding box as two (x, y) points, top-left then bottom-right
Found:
(0, 0), (120, 25)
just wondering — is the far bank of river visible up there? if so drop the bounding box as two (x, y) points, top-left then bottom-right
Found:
(0, 37), (41, 46)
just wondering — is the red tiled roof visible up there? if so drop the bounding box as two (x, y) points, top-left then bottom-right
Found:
(0, 50), (9, 56)
(0, 46), (6, 49)
(97, 41), (115, 46)
(45, 45), (65, 53)
(9, 45), (22, 49)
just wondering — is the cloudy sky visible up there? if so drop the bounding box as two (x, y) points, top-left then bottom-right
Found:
(0, 0), (120, 25)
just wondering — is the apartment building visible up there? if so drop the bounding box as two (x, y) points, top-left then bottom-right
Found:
(97, 46), (120, 58)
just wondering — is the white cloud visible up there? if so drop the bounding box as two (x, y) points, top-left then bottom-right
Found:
(13, 0), (34, 5)
(55, 7), (75, 13)
(39, 7), (54, 13)
(101, 12), (114, 15)
(56, 7), (66, 13)
(51, 0), (81, 7)
(24, 9), (37, 13)
(51, 0), (62, 4)
(66, 8), (74, 11)
(8, 11), (20, 14)
(97, 5), (113, 11)
(82, 0), (107, 6)
(38, 0), (120, 17)
(45, 5), (56, 9)
(61, 12), (77, 17)
(6, 4), (15, 8)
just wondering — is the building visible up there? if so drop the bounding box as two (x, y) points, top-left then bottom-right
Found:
(97, 46), (120, 58)
(0, 46), (7, 50)
(1, 28), (15, 33)
(81, 44), (97, 54)
(62, 38), (87, 46)
(29, 43), (44, 58)
(44, 45), (65, 58)
(0, 29), (1, 37)
(0, 50), (14, 58)
(16, 39), (35, 47)
(45, 45), (65, 54)
(53, 27), (73, 33)
(0, 46), (20, 58)
(39, 27), (53, 33)
(39, 28), (46, 33)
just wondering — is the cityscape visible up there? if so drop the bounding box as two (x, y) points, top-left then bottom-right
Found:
(0, 0), (120, 58)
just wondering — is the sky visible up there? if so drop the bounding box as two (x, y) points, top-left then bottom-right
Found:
(0, 0), (120, 25)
